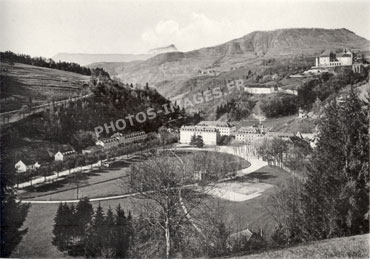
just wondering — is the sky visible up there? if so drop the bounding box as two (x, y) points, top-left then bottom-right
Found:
(1, 0), (370, 58)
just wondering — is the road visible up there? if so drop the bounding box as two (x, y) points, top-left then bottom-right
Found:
(0, 93), (93, 125)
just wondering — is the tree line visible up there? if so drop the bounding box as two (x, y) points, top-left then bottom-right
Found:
(1, 51), (95, 76)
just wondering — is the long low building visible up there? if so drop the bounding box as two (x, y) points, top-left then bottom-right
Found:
(235, 125), (268, 143)
(196, 121), (236, 136)
(180, 126), (219, 145)
(96, 131), (147, 149)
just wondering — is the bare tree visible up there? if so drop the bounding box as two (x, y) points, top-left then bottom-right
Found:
(126, 150), (214, 258)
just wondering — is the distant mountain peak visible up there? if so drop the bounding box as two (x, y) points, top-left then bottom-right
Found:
(148, 44), (178, 55)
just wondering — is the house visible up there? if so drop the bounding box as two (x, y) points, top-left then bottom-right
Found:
(15, 160), (41, 173)
(180, 126), (219, 145)
(196, 121), (236, 136)
(54, 149), (76, 161)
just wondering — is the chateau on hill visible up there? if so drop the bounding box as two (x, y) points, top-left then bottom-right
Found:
(313, 48), (364, 73)
(315, 48), (353, 67)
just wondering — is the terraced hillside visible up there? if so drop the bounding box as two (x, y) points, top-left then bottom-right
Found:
(0, 62), (90, 112)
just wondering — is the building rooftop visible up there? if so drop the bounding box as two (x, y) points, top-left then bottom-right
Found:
(197, 121), (234, 128)
(320, 49), (335, 57)
(181, 125), (218, 132)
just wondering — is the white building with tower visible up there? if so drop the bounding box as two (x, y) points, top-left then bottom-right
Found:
(314, 48), (354, 68)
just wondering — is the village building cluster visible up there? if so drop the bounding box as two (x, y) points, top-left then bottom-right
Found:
(180, 121), (317, 147)
(15, 131), (147, 174)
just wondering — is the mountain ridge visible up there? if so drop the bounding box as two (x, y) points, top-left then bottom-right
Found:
(53, 44), (179, 66)
(89, 28), (370, 86)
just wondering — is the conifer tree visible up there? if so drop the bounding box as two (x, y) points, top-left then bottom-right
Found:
(190, 134), (197, 146)
(115, 204), (130, 258)
(301, 88), (369, 239)
(196, 135), (204, 148)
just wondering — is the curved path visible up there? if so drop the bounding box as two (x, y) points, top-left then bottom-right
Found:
(18, 145), (267, 204)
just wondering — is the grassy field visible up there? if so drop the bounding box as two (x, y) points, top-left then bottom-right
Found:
(0, 62), (89, 112)
(231, 234), (369, 259)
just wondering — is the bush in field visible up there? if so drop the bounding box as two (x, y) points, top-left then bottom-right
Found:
(261, 93), (298, 118)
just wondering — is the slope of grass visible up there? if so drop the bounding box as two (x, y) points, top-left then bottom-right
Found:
(0, 62), (89, 112)
(231, 234), (369, 259)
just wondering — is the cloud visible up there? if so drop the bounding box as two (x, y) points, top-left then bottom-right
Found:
(141, 13), (250, 52)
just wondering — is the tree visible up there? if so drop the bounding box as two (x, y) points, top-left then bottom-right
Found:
(268, 88), (369, 243)
(190, 134), (197, 146)
(52, 203), (72, 252)
(114, 204), (132, 258)
(53, 200), (133, 258)
(127, 151), (209, 258)
(85, 204), (106, 257)
(73, 197), (93, 251)
(261, 93), (298, 118)
(0, 155), (30, 257)
(301, 89), (369, 239)
(195, 135), (204, 148)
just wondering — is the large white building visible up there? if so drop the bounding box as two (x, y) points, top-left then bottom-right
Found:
(180, 126), (219, 145)
(196, 121), (235, 136)
(314, 48), (353, 68)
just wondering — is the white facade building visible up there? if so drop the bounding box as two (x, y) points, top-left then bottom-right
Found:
(180, 126), (219, 145)
(196, 121), (235, 136)
(54, 150), (76, 161)
(314, 48), (353, 68)
(244, 85), (279, 95)
(235, 125), (267, 143)
(96, 131), (147, 149)
(15, 160), (40, 173)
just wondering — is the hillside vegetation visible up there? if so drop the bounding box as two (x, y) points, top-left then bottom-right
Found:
(0, 63), (89, 112)
(231, 234), (369, 259)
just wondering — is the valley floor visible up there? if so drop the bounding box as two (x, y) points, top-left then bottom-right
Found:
(11, 145), (288, 258)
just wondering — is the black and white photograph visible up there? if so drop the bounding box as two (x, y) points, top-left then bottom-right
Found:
(0, 0), (369, 258)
